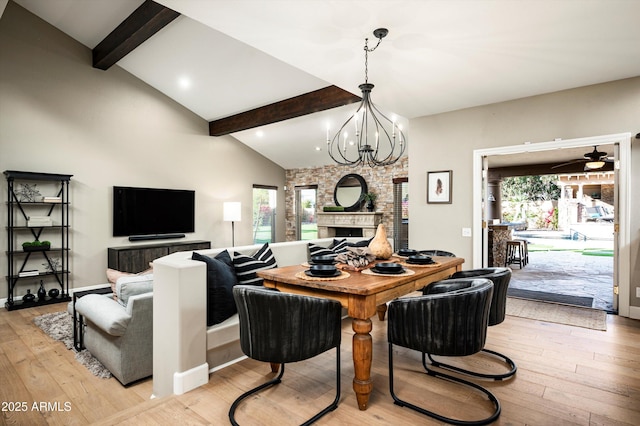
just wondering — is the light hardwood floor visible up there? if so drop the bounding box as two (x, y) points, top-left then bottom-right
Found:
(1, 303), (639, 425)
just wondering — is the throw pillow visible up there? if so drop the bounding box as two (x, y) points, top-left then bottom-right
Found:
(346, 238), (373, 248)
(192, 250), (239, 326)
(308, 239), (355, 259)
(107, 266), (153, 299)
(115, 274), (154, 307)
(233, 243), (278, 286)
(308, 243), (336, 258)
(331, 239), (349, 254)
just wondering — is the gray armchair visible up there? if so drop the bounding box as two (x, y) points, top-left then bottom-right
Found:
(75, 290), (153, 385)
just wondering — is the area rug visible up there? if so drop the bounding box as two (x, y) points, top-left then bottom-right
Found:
(33, 311), (112, 379)
(507, 288), (594, 308)
(506, 297), (607, 331)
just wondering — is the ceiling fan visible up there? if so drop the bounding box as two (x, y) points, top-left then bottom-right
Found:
(551, 146), (613, 171)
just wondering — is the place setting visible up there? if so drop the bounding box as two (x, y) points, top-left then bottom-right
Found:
(362, 262), (415, 277)
(296, 262), (350, 281)
(401, 254), (441, 268)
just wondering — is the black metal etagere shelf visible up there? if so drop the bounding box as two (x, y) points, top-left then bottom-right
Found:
(4, 170), (73, 310)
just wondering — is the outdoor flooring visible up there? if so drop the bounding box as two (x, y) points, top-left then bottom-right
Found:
(508, 227), (614, 312)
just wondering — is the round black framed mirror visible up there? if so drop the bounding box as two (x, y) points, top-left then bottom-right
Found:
(334, 174), (368, 212)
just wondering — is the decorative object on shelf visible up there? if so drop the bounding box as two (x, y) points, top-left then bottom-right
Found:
(42, 258), (62, 273)
(368, 223), (393, 259)
(48, 288), (60, 299)
(23, 289), (35, 302)
(326, 28), (406, 167)
(364, 191), (377, 212)
(322, 206), (345, 212)
(37, 280), (47, 301)
(27, 215), (53, 227)
(223, 202), (241, 246)
(427, 170), (453, 204)
(22, 240), (51, 252)
(334, 173), (367, 211)
(15, 183), (41, 202)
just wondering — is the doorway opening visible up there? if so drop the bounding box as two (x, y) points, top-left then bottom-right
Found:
(472, 133), (632, 317)
(497, 173), (614, 312)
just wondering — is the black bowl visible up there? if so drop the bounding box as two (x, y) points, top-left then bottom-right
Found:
(375, 262), (403, 273)
(311, 255), (336, 265)
(309, 264), (338, 276)
(407, 255), (434, 264)
(397, 249), (418, 257)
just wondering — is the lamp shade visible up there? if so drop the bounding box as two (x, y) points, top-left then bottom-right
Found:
(223, 202), (241, 222)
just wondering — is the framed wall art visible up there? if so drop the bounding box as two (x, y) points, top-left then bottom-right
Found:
(427, 170), (452, 204)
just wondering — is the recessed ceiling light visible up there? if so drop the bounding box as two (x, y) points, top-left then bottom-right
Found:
(178, 76), (191, 89)
(256, 130), (264, 138)
(315, 146), (321, 151)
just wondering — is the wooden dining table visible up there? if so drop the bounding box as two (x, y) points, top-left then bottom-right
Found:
(258, 256), (464, 411)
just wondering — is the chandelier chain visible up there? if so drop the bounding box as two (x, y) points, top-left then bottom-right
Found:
(363, 36), (383, 84)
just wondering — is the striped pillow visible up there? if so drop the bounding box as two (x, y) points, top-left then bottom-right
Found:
(233, 243), (278, 285)
(308, 239), (351, 259)
(308, 243), (336, 258)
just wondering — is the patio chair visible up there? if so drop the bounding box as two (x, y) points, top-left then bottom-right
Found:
(230, 286), (342, 426)
(388, 278), (500, 425)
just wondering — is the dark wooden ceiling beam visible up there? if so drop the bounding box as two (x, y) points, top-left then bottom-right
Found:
(93, 0), (179, 70)
(209, 85), (361, 136)
(488, 161), (614, 180)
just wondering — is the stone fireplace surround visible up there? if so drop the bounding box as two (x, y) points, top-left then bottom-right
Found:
(284, 157), (408, 241)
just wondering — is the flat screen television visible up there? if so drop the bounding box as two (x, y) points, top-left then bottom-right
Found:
(113, 186), (195, 237)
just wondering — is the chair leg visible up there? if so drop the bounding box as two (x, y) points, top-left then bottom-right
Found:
(389, 344), (501, 426)
(426, 348), (517, 381)
(229, 346), (341, 426)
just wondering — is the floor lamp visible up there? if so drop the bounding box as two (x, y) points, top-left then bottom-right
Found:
(223, 202), (241, 246)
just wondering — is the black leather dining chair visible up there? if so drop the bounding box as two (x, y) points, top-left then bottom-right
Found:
(388, 278), (501, 425)
(426, 267), (516, 380)
(230, 285), (343, 426)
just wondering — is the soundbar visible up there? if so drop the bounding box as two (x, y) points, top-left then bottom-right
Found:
(128, 233), (185, 242)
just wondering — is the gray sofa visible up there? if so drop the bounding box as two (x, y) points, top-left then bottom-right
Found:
(75, 274), (153, 385)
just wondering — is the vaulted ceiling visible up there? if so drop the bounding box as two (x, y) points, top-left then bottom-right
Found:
(8, 0), (640, 169)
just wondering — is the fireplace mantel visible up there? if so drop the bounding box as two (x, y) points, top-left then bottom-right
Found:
(317, 212), (383, 238)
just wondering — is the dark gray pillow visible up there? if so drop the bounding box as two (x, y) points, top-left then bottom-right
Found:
(192, 250), (238, 326)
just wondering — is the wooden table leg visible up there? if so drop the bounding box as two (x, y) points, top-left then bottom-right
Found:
(270, 363), (280, 373)
(352, 318), (373, 410)
(376, 303), (387, 321)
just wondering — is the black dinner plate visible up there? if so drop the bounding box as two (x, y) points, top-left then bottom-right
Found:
(370, 267), (405, 275)
(375, 262), (403, 272)
(310, 255), (337, 265)
(406, 255), (434, 265)
(397, 249), (418, 257)
(305, 269), (342, 278)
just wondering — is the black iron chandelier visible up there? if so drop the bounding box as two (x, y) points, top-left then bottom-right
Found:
(326, 28), (406, 167)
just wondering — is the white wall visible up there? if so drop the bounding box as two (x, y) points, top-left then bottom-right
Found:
(0, 2), (285, 298)
(409, 77), (640, 310)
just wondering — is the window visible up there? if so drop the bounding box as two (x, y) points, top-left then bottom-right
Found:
(295, 185), (317, 240)
(252, 185), (277, 244)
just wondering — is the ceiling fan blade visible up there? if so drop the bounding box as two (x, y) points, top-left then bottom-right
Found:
(551, 159), (584, 169)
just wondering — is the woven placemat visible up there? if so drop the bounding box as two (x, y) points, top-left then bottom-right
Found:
(398, 261), (441, 268)
(361, 268), (415, 277)
(295, 270), (351, 281)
